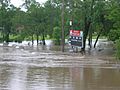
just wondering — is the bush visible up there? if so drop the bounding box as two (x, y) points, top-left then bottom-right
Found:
(0, 37), (3, 43)
(52, 26), (61, 45)
(115, 38), (120, 60)
(108, 29), (120, 41)
(11, 35), (24, 43)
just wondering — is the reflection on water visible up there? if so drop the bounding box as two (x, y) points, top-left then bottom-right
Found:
(0, 65), (120, 90)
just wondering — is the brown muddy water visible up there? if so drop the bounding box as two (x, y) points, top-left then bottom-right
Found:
(0, 41), (120, 90)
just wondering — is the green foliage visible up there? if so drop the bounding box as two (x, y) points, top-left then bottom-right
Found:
(115, 38), (120, 60)
(106, 0), (120, 59)
(108, 29), (120, 41)
(0, 0), (17, 42)
(52, 26), (61, 45)
(107, 0), (120, 42)
(10, 35), (24, 43)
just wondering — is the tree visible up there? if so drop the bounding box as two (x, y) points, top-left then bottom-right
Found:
(106, 0), (120, 40)
(53, 26), (61, 45)
(106, 0), (120, 59)
(0, 0), (16, 42)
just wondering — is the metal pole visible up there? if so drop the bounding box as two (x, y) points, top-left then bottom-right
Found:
(61, 0), (65, 52)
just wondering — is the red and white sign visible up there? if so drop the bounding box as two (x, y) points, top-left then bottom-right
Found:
(69, 30), (83, 47)
(70, 30), (80, 37)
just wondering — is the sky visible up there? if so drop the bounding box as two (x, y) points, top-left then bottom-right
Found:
(11, 0), (48, 7)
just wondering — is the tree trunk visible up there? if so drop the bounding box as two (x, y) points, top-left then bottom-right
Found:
(94, 29), (103, 48)
(94, 13), (105, 48)
(88, 0), (95, 49)
(82, 0), (93, 51)
(88, 26), (93, 48)
(32, 34), (34, 45)
(42, 33), (46, 45)
(61, 0), (65, 52)
(36, 34), (39, 46)
(82, 17), (91, 51)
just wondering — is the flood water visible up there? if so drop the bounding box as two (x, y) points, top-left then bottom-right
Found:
(0, 40), (120, 90)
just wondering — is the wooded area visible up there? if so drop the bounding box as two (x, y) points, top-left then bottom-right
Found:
(0, 0), (120, 58)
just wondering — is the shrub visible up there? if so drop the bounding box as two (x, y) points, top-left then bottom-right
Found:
(115, 38), (120, 60)
(52, 26), (61, 45)
(108, 29), (120, 41)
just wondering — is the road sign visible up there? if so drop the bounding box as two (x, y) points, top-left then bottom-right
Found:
(69, 30), (83, 47)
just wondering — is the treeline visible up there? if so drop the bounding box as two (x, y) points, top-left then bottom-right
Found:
(0, 0), (120, 56)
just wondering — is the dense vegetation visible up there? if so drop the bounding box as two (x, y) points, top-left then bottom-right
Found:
(0, 0), (120, 58)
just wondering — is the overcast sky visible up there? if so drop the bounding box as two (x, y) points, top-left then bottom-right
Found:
(11, 0), (48, 7)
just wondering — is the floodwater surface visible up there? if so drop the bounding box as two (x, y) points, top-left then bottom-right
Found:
(0, 41), (120, 90)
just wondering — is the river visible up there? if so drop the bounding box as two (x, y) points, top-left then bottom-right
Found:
(0, 40), (120, 90)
